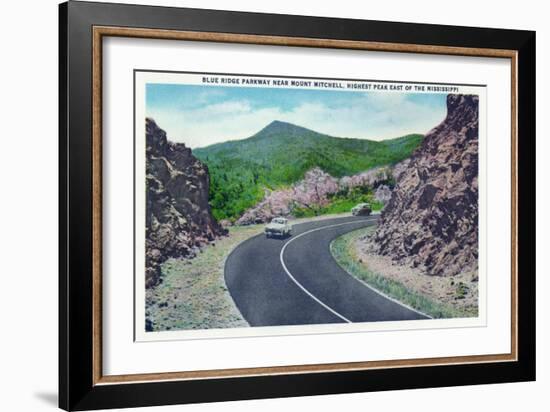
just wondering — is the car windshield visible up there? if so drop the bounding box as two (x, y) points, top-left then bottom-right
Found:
(272, 218), (285, 224)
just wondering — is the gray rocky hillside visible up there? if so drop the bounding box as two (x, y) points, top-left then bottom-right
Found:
(369, 94), (479, 277)
(145, 118), (226, 288)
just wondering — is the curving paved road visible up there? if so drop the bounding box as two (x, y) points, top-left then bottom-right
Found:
(225, 215), (429, 327)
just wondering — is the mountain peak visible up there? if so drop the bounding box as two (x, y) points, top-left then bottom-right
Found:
(267, 120), (289, 128)
(254, 120), (312, 138)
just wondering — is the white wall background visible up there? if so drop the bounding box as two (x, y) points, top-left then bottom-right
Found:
(0, 0), (545, 411)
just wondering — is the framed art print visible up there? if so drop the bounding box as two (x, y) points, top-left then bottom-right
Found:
(59, 1), (535, 410)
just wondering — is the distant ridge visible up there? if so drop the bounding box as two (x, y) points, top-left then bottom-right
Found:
(193, 121), (423, 220)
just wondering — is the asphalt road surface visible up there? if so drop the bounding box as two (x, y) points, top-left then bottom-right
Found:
(225, 215), (429, 327)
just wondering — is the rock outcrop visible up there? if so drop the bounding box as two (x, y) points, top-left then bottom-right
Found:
(370, 94), (479, 277)
(146, 118), (226, 288)
(374, 185), (392, 203)
(236, 166), (392, 225)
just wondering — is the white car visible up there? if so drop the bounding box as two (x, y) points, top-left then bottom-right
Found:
(265, 217), (293, 238)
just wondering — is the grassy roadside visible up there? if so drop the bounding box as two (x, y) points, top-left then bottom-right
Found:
(145, 224), (263, 331)
(330, 227), (478, 319)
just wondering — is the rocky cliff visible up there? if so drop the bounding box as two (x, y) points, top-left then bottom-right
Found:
(145, 118), (226, 288)
(370, 94), (479, 277)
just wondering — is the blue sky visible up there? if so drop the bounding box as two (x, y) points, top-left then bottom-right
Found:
(146, 83), (447, 148)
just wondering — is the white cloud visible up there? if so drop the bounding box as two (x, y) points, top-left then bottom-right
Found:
(147, 95), (446, 148)
(193, 101), (252, 116)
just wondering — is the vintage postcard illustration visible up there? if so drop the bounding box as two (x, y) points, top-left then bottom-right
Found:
(134, 71), (485, 340)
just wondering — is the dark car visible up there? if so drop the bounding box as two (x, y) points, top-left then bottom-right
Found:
(351, 203), (372, 216)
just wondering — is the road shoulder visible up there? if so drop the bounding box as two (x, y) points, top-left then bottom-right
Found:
(330, 227), (478, 319)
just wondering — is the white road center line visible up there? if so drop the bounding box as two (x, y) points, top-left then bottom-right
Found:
(279, 218), (377, 323)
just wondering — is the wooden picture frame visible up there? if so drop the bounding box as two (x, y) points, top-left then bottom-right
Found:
(59, 1), (535, 410)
